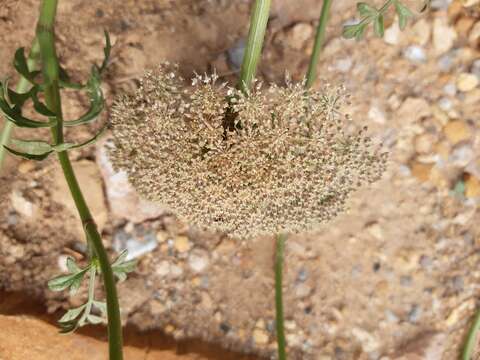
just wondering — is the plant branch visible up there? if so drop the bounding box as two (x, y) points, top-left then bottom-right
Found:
(463, 309), (480, 360)
(0, 39), (40, 171)
(305, 0), (332, 88)
(275, 233), (287, 360)
(36, 1), (123, 359)
(238, 0), (271, 93)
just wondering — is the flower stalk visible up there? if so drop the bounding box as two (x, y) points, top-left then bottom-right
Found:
(306, 0), (332, 88)
(36, 1), (123, 359)
(275, 233), (287, 360)
(238, 0), (271, 93)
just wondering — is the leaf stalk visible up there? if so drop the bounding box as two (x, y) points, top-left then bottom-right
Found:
(36, 1), (123, 359)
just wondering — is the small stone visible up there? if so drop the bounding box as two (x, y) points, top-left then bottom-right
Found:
(410, 162), (433, 182)
(368, 105), (387, 124)
(443, 83), (457, 96)
(18, 161), (35, 174)
(465, 174), (480, 198)
(403, 45), (427, 63)
(462, 0), (480, 6)
(164, 324), (175, 334)
(437, 52), (456, 72)
(443, 120), (471, 145)
(445, 299), (475, 327)
(252, 328), (270, 345)
(419, 255), (433, 269)
(188, 250), (210, 273)
(407, 304), (422, 323)
(397, 97), (431, 123)
(430, 0), (452, 9)
(295, 283), (312, 298)
(384, 22), (401, 45)
(456, 73), (479, 92)
(226, 39), (246, 71)
(156, 261), (170, 277)
(174, 236), (192, 253)
(385, 309), (400, 323)
(170, 264), (183, 278)
(10, 191), (36, 218)
(351, 327), (380, 353)
(334, 58), (353, 73)
(156, 231), (168, 243)
(366, 222), (383, 240)
(411, 19), (431, 46)
(415, 133), (435, 154)
(433, 17), (457, 54)
(469, 22), (480, 47)
(283, 23), (313, 50)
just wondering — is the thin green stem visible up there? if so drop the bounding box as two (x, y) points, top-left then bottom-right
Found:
(305, 0), (332, 88)
(36, 1), (123, 359)
(238, 0), (271, 93)
(0, 39), (40, 171)
(275, 233), (287, 360)
(462, 309), (480, 360)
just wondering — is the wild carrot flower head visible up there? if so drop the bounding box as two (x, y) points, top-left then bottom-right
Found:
(109, 64), (387, 238)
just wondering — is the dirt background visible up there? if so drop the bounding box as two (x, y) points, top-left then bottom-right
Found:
(1, 0), (480, 359)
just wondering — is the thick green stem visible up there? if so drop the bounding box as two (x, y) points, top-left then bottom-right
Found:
(275, 233), (287, 360)
(36, 1), (123, 359)
(0, 40), (40, 171)
(238, 0), (271, 93)
(462, 309), (480, 360)
(305, 0), (332, 88)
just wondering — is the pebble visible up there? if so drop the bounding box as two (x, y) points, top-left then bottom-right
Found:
(430, 0), (452, 9)
(398, 97), (431, 123)
(442, 83), (457, 96)
(384, 22), (401, 45)
(351, 327), (380, 353)
(415, 133), (435, 154)
(465, 174), (480, 198)
(368, 105), (387, 124)
(156, 261), (170, 277)
(295, 283), (312, 298)
(462, 0), (480, 6)
(432, 17), (457, 54)
(252, 328), (269, 345)
(403, 45), (427, 63)
(411, 19), (431, 46)
(174, 236), (192, 253)
(407, 304), (422, 323)
(188, 250), (210, 273)
(226, 39), (245, 71)
(443, 120), (471, 145)
(334, 58), (353, 73)
(437, 52), (456, 72)
(456, 72), (479, 92)
(10, 191), (35, 218)
(283, 23), (313, 50)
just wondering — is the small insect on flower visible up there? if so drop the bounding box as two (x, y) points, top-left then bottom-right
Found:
(108, 64), (387, 239)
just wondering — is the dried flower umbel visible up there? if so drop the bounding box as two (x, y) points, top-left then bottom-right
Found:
(109, 65), (387, 238)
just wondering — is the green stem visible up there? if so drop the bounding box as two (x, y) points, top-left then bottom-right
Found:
(238, 0), (271, 93)
(462, 309), (480, 360)
(0, 39), (40, 171)
(275, 233), (287, 360)
(36, 1), (123, 359)
(305, 0), (332, 88)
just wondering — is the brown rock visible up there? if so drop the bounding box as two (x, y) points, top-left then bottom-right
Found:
(465, 173), (480, 198)
(443, 120), (471, 145)
(410, 161), (434, 182)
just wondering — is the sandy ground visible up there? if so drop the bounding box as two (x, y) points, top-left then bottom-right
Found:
(1, 0), (480, 359)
